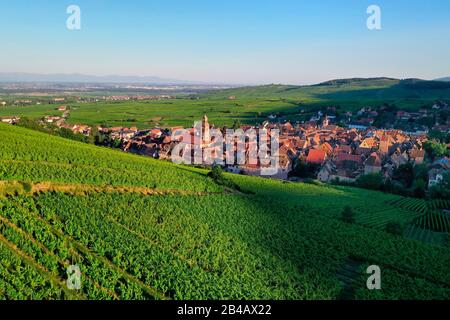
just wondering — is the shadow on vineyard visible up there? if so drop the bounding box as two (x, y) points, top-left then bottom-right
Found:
(336, 258), (364, 300)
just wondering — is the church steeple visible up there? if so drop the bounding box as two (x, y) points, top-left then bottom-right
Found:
(322, 115), (329, 128)
(202, 114), (210, 144)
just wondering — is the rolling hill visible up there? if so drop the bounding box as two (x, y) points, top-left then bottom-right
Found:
(0, 123), (449, 300)
(202, 77), (450, 109)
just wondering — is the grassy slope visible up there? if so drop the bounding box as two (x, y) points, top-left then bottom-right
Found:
(0, 124), (449, 300)
(203, 78), (450, 110)
(204, 78), (450, 98)
(0, 123), (219, 192)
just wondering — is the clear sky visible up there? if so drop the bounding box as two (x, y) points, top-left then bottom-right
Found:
(0, 0), (449, 84)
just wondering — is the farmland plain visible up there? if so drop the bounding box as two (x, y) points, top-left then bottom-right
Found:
(1, 78), (450, 128)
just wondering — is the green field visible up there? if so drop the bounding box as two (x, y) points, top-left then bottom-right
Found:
(0, 123), (449, 300)
(0, 99), (301, 128)
(0, 104), (64, 119)
(1, 78), (450, 128)
(66, 99), (300, 128)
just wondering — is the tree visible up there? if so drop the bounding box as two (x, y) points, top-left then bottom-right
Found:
(288, 158), (319, 179)
(417, 117), (435, 129)
(208, 164), (224, 182)
(423, 140), (448, 160)
(87, 126), (99, 145)
(412, 178), (426, 198)
(428, 130), (449, 143)
(414, 163), (429, 182)
(383, 178), (410, 196)
(16, 117), (47, 132)
(111, 139), (122, 148)
(356, 173), (384, 190)
(341, 206), (355, 223)
(439, 110), (450, 125)
(392, 163), (415, 188)
(207, 164), (239, 190)
(232, 119), (242, 130)
(58, 128), (86, 142)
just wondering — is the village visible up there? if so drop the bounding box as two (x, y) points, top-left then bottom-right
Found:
(116, 114), (448, 186)
(65, 107), (449, 193)
(1, 101), (450, 196)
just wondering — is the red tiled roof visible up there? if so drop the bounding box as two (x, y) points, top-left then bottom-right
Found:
(334, 145), (352, 154)
(336, 153), (363, 164)
(410, 149), (425, 158)
(320, 142), (333, 154)
(306, 149), (327, 164)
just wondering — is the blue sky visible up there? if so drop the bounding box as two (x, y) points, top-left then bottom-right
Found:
(0, 0), (449, 84)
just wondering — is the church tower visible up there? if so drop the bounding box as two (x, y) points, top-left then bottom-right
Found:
(322, 115), (329, 128)
(202, 114), (210, 145)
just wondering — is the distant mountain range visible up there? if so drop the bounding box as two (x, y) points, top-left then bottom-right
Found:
(1, 72), (449, 86)
(0, 72), (206, 85)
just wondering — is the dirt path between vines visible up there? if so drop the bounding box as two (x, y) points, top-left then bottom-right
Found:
(0, 180), (227, 197)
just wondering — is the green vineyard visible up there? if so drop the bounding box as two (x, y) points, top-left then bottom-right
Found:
(387, 198), (429, 214)
(385, 196), (450, 246)
(414, 211), (450, 233)
(353, 207), (423, 230)
(429, 199), (450, 211)
(0, 123), (449, 300)
(403, 225), (448, 246)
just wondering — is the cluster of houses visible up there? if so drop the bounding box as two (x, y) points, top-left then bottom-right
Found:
(252, 117), (430, 182)
(429, 157), (450, 187)
(0, 116), (21, 124)
(0, 94), (174, 106)
(271, 116), (448, 188)
(90, 115), (448, 188)
(102, 95), (174, 102)
(309, 126), (426, 183)
(1, 94), (177, 105)
(94, 126), (174, 160)
(43, 106), (71, 127)
(59, 123), (92, 136)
